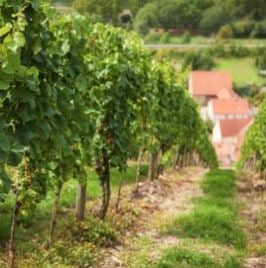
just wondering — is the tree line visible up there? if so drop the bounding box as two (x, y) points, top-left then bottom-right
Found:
(71, 0), (266, 37)
(0, 0), (217, 267)
(239, 96), (266, 178)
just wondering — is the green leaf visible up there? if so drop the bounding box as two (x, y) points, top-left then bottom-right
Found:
(0, 23), (12, 37)
(61, 40), (70, 55)
(0, 150), (7, 164)
(7, 151), (22, 166)
(0, 134), (10, 152)
(0, 79), (10, 90)
(13, 32), (25, 48)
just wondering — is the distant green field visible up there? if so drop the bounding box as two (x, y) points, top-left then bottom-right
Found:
(146, 33), (266, 46)
(215, 57), (266, 86)
(53, 0), (73, 4)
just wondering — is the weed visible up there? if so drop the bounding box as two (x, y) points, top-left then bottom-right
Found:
(201, 169), (235, 198)
(161, 170), (246, 249)
(66, 216), (117, 247)
(157, 247), (217, 268)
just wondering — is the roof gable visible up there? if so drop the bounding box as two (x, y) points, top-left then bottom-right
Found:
(219, 118), (252, 138)
(190, 71), (233, 96)
(210, 99), (250, 115)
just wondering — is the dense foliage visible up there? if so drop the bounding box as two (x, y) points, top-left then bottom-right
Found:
(72, 0), (266, 37)
(239, 97), (266, 176)
(182, 51), (215, 71)
(255, 48), (266, 73)
(135, 0), (266, 36)
(0, 0), (217, 266)
(73, 0), (150, 25)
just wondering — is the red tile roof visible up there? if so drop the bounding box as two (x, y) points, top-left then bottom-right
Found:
(217, 88), (238, 100)
(190, 71), (233, 96)
(211, 99), (250, 115)
(220, 118), (252, 137)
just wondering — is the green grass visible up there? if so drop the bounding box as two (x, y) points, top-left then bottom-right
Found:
(0, 164), (148, 266)
(36, 164), (148, 216)
(171, 204), (246, 249)
(157, 247), (217, 268)
(161, 170), (246, 249)
(0, 164), (148, 242)
(146, 33), (266, 46)
(123, 237), (156, 268)
(201, 169), (236, 198)
(215, 57), (266, 86)
(156, 247), (242, 268)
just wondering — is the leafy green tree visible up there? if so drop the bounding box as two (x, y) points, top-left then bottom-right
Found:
(73, 0), (151, 24)
(182, 51), (215, 71)
(157, 0), (202, 29)
(223, 0), (266, 21)
(133, 3), (158, 34)
(239, 96), (266, 175)
(200, 4), (228, 34)
(134, 0), (213, 34)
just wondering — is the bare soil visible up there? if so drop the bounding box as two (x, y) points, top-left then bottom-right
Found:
(97, 167), (206, 268)
(237, 174), (266, 268)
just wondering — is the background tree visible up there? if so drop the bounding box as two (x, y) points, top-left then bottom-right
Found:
(182, 51), (215, 71)
(239, 96), (266, 176)
(133, 3), (158, 34)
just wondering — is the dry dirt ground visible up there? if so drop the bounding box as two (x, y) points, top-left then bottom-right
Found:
(97, 167), (207, 268)
(96, 168), (266, 268)
(237, 175), (266, 268)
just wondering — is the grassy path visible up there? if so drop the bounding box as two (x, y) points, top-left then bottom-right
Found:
(97, 167), (206, 267)
(117, 169), (246, 268)
(1, 167), (256, 267)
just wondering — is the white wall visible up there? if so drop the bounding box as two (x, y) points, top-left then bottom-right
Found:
(188, 76), (193, 96)
(207, 101), (214, 121)
(212, 121), (222, 143)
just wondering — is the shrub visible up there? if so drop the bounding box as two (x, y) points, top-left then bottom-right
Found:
(227, 44), (250, 58)
(217, 25), (234, 39)
(210, 43), (226, 57)
(182, 51), (215, 70)
(145, 32), (161, 43)
(251, 20), (266, 38)
(180, 31), (191, 44)
(159, 32), (171, 44)
(255, 48), (266, 73)
(69, 216), (117, 246)
(231, 20), (254, 38)
(33, 241), (95, 267)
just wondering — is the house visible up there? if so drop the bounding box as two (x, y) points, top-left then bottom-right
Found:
(189, 71), (238, 105)
(188, 70), (255, 165)
(212, 118), (253, 164)
(207, 99), (252, 122)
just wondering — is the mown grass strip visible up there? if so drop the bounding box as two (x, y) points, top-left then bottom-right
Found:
(161, 169), (246, 249)
(156, 247), (242, 268)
